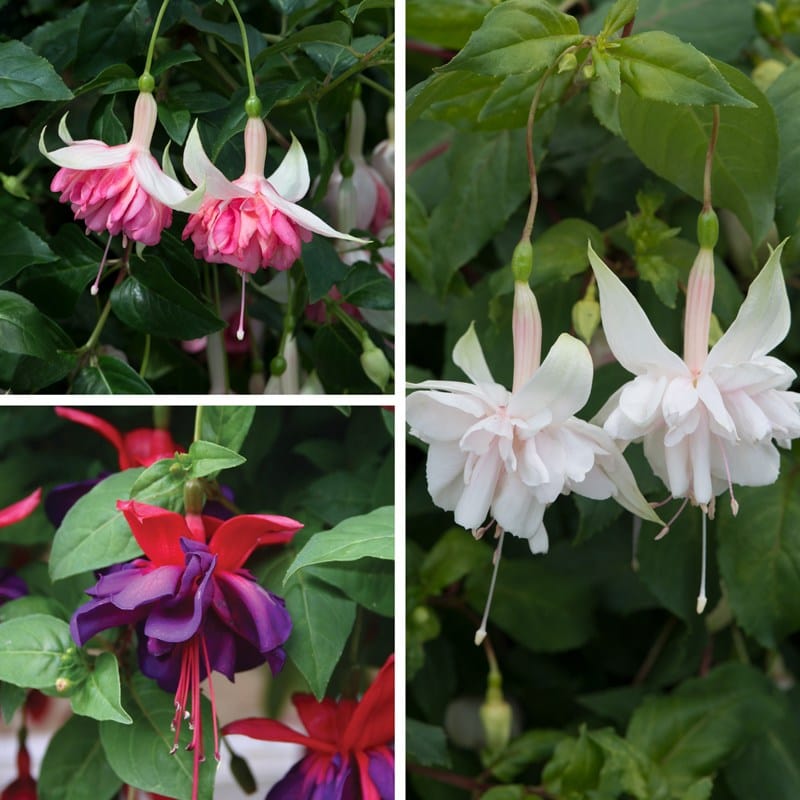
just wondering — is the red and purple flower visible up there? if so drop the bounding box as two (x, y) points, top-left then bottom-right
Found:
(224, 654), (394, 800)
(71, 500), (302, 800)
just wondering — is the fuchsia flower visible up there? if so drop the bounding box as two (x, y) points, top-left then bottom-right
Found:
(224, 654), (394, 800)
(0, 489), (41, 529)
(71, 500), (303, 800)
(0, 734), (35, 800)
(40, 91), (201, 293)
(182, 116), (364, 339)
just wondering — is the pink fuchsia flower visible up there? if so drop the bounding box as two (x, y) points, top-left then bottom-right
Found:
(0, 489), (41, 529)
(322, 98), (393, 235)
(40, 91), (202, 293)
(407, 279), (661, 555)
(223, 654), (394, 800)
(182, 116), (364, 339)
(71, 500), (303, 800)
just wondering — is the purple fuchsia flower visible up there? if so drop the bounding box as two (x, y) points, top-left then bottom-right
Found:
(71, 500), (303, 800)
(223, 654), (395, 800)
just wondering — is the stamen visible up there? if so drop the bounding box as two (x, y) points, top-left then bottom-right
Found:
(696, 511), (708, 614)
(236, 272), (247, 341)
(631, 516), (641, 571)
(717, 440), (739, 516)
(473, 519), (495, 541)
(475, 527), (505, 646)
(655, 496), (689, 540)
(90, 236), (114, 296)
(200, 636), (220, 760)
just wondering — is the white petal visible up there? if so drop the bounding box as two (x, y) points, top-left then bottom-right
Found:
(183, 121), (251, 199)
(662, 377), (699, 429)
(260, 181), (367, 243)
(720, 439), (780, 487)
(493, 470), (546, 541)
(618, 374), (668, 427)
(508, 333), (592, 423)
(695, 374), (736, 438)
(689, 424), (713, 505)
(711, 357), (795, 393)
(131, 152), (203, 213)
(407, 378), (507, 407)
(58, 113), (74, 144)
(662, 436), (691, 498)
(588, 242), (687, 377)
(706, 240), (790, 369)
(453, 449), (502, 530)
(426, 441), (469, 511)
(267, 133), (310, 202)
(527, 522), (550, 554)
(724, 390), (772, 443)
(407, 390), (488, 441)
(42, 140), (131, 169)
(451, 323), (496, 387)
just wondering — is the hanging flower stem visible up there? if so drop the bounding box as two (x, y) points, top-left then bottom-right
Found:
(702, 105), (720, 212)
(142, 0), (173, 81)
(226, 0), (258, 103)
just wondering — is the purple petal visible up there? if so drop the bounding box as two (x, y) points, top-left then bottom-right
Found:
(137, 631), (183, 692)
(267, 754), (352, 800)
(44, 476), (105, 527)
(0, 568), (27, 605)
(111, 565), (182, 610)
(368, 749), (394, 800)
(71, 597), (142, 646)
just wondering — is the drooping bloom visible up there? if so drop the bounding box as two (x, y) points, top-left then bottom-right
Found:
(369, 109), (395, 191)
(588, 241), (800, 511)
(0, 568), (28, 606)
(40, 91), (200, 284)
(71, 500), (303, 800)
(45, 408), (183, 526)
(224, 654), (394, 800)
(0, 733), (35, 800)
(407, 279), (661, 554)
(182, 116), (364, 339)
(322, 98), (393, 235)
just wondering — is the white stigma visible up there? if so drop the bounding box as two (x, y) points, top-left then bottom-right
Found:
(696, 510), (708, 615)
(475, 527), (505, 646)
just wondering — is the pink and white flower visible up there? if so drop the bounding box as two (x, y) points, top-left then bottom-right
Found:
(40, 92), (200, 249)
(407, 280), (660, 554)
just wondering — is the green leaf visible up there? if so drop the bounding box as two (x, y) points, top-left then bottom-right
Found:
(716, 460), (800, 648)
(309, 558), (394, 617)
(284, 506), (393, 582)
(187, 440), (246, 479)
(129, 459), (184, 511)
(49, 469), (144, 581)
(612, 31), (752, 106)
(407, 0), (492, 49)
(71, 356), (154, 395)
(157, 103), (191, 146)
(302, 236), (349, 303)
(481, 787), (527, 800)
(618, 61), (777, 244)
(407, 188), (436, 294)
(766, 62), (800, 237)
(464, 553), (595, 652)
(99, 673), (217, 800)
(593, 47), (622, 95)
(38, 715), (122, 800)
(0, 682), (26, 724)
(283, 571), (356, 699)
(627, 663), (783, 783)
(442, 0), (583, 77)
(407, 719), (452, 767)
(200, 406), (255, 453)
(110, 256), (224, 340)
(489, 730), (566, 782)
(531, 219), (604, 288)
(419, 527), (488, 595)
(0, 219), (58, 284)
(340, 0), (395, 22)
(0, 291), (72, 360)
(338, 263), (394, 310)
(70, 652), (132, 724)
(0, 614), (73, 690)
(601, 0), (638, 36)
(0, 40), (72, 109)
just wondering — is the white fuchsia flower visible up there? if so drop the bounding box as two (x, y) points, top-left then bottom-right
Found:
(407, 279), (661, 555)
(40, 91), (202, 293)
(182, 115), (364, 339)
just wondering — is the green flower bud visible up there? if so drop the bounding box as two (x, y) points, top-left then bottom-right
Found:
(571, 283), (600, 345)
(183, 478), (206, 515)
(0, 173), (30, 200)
(511, 240), (533, 282)
(360, 341), (391, 391)
(479, 672), (512, 758)
(409, 605), (441, 641)
(696, 208), (719, 250)
(138, 73), (155, 93)
(582, 61), (596, 80)
(245, 95), (262, 118)
(270, 355), (287, 377)
(340, 156), (355, 179)
(558, 52), (578, 73)
(55, 677), (72, 693)
(752, 58), (787, 92)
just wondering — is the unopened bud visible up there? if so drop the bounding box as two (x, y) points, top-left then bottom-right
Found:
(558, 52), (578, 73)
(480, 672), (512, 757)
(582, 61), (596, 80)
(55, 677), (71, 693)
(511, 240), (533, 282)
(183, 479), (205, 515)
(360, 340), (391, 390)
(571, 283), (601, 345)
(138, 73), (155, 93)
(270, 355), (287, 377)
(696, 208), (719, 249)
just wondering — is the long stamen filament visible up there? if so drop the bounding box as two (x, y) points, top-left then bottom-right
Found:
(717, 440), (739, 516)
(237, 272), (247, 341)
(475, 527), (505, 646)
(696, 511), (708, 614)
(200, 636), (220, 760)
(656, 496), (689, 540)
(91, 236), (114, 296)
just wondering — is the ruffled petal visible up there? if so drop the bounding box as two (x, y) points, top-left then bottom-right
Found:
(588, 243), (688, 377)
(706, 241), (790, 370)
(453, 449), (501, 529)
(508, 333), (592, 424)
(406, 390), (489, 442)
(267, 133), (311, 202)
(492, 470), (546, 542)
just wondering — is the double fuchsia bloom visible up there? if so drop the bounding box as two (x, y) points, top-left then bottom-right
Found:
(182, 116), (365, 338)
(224, 654), (394, 800)
(71, 500), (303, 800)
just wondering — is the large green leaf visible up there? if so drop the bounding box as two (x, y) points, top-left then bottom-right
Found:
(612, 31), (752, 106)
(0, 291), (72, 360)
(110, 256), (224, 340)
(627, 664), (783, 785)
(407, 0), (492, 48)
(766, 62), (800, 238)
(283, 506), (393, 581)
(0, 614), (73, 690)
(200, 406), (256, 453)
(99, 673), (217, 800)
(283, 571), (357, 699)
(49, 469), (144, 581)
(441, 0), (583, 77)
(309, 558), (394, 617)
(0, 40), (72, 109)
(0, 219), (58, 284)
(186, 440), (246, 478)
(618, 61), (777, 244)
(71, 356), (154, 395)
(70, 652), (132, 725)
(38, 715), (122, 800)
(716, 459), (800, 648)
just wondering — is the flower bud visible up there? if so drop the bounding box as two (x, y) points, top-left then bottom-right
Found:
(696, 208), (719, 250)
(755, 2), (782, 38)
(511, 240), (533, 282)
(360, 340), (391, 391)
(572, 283), (601, 345)
(558, 52), (578, 73)
(479, 672), (512, 758)
(582, 61), (596, 80)
(183, 479), (206, 515)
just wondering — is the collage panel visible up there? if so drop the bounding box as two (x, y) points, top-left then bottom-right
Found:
(0, 405), (395, 799)
(0, 0), (394, 396)
(407, 1), (800, 799)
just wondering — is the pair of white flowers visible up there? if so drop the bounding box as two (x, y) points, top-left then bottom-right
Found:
(408, 239), (800, 570)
